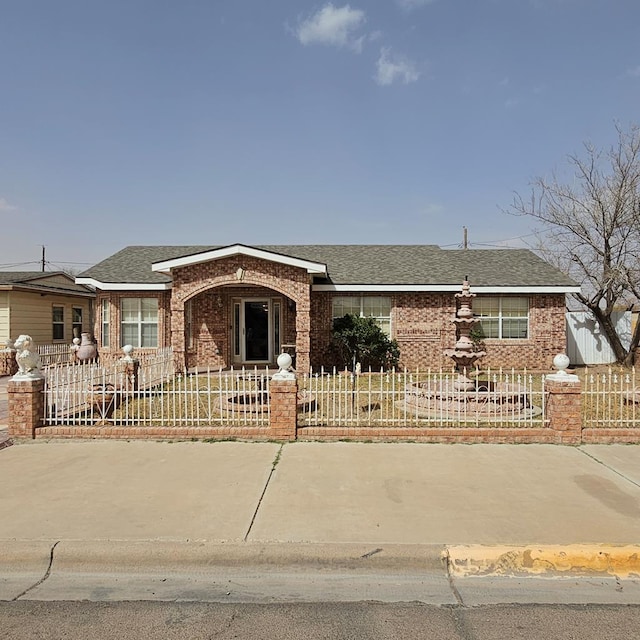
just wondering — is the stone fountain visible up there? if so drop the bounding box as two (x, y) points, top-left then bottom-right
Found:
(443, 277), (485, 389)
(401, 279), (541, 420)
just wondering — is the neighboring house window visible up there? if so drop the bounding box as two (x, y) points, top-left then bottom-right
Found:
(474, 297), (529, 339)
(72, 307), (83, 338)
(52, 306), (64, 341)
(332, 296), (392, 336)
(121, 298), (158, 348)
(101, 299), (110, 348)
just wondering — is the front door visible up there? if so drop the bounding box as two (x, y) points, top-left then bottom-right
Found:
(233, 298), (281, 364)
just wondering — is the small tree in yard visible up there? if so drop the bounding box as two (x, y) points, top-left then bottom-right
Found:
(330, 314), (400, 370)
(509, 122), (640, 365)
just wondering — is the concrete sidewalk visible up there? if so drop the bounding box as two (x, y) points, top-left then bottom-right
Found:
(1, 440), (639, 588)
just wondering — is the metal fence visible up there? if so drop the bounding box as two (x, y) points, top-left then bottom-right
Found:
(582, 367), (639, 429)
(44, 360), (271, 428)
(40, 359), (640, 434)
(37, 343), (73, 367)
(298, 368), (547, 428)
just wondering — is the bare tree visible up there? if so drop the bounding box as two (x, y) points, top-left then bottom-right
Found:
(510, 123), (640, 365)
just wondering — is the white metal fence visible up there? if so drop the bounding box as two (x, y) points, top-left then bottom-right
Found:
(40, 360), (640, 433)
(582, 367), (640, 429)
(44, 361), (271, 427)
(298, 368), (547, 428)
(37, 343), (73, 366)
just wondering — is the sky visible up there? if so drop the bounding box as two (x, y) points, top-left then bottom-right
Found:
(1, 0), (639, 273)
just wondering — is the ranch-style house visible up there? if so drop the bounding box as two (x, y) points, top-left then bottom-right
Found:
(76, 244), (580, 372)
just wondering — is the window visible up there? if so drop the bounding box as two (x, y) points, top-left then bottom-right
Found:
(474, 296), (529, 339)
(185, 299), (193, 349)
(72, 307), (83, 338)
(101, 299), (110, 348)
(52, 306), (64, 341)
(332, 296), (392, 336)
(121, 298), (158, 348)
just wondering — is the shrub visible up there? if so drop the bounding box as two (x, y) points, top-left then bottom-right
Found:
(330, 314), (400, 370)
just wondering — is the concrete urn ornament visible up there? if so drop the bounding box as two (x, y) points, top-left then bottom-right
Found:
(547, 353), (579, 382)
(272, 351), (295, 380)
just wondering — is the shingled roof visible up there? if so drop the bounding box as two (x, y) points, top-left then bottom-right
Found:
(77, 244), (579, 290)
(0, 271), (95, 295)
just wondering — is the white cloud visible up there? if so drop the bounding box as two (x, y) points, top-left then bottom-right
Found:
(0, 198), (17, 212)
(396, 0), (437, 10)
(295, 3), (366, 52)
(374, 47), (420, 86)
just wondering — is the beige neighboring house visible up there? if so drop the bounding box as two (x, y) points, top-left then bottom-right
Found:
(0, 272), (95, 346)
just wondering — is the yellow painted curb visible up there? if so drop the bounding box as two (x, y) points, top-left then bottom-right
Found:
(446, 545), (640, 578)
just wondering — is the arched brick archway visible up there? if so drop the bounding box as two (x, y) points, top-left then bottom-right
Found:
(168, 256), (312, 372)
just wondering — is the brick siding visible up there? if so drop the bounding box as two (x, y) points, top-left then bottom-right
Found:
(93, 259), (568, 372)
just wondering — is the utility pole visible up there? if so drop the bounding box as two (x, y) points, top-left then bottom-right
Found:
(41, 246), (46, 272)
(463, 226), (468, 250)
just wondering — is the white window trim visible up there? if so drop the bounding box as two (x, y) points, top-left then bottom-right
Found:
(474, 296), (529, 340)
(120, 298), (159, 348)
(101, 299), (110, 348)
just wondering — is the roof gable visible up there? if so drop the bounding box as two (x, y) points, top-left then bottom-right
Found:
(0, 271), (94, 296)
(151, 244), (328, 276)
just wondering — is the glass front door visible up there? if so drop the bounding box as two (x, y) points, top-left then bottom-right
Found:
(233, 298), (280, 364)
(244, 301), (269, 361)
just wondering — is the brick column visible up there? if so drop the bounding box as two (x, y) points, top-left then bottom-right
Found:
(0, 349), (18, 376)
(269, 378), (298, 441)
(546, 378), (582, 444)
(295, 303), (311, 375)
(8, 378), (45, 439)
(170, 296), (186, 371)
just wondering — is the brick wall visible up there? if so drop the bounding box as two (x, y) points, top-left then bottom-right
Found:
(95, 291), (171, 366)
(311, 291), (567, 371)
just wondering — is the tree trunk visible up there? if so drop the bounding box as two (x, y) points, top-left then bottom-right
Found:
(590, 305), (628, 364)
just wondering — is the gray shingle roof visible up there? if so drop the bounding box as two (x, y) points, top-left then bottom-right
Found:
(0, 271), (94, 294)
(77, 245), (578, 288)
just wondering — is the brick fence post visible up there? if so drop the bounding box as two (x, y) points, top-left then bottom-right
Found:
(269, 378), (298, 441)
(8, 378), (45, 439)
(546, 378), (582, 444)
(0, 348), (18, 376)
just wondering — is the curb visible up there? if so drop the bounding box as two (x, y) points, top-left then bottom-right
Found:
(4, 541), (640, 579)
(447, 544), (640, 578)
(1, 540), (447, 575)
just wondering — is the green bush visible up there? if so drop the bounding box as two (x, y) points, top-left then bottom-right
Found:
(330, 314), (400, 371)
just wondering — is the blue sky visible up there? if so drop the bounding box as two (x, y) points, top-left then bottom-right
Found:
(1, 0), (639, 272)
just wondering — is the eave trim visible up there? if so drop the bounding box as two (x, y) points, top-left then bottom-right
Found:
(75, 278), (172, 291)
(312, 284), (581, 293)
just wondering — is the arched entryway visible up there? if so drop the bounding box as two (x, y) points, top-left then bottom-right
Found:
(182, 286), (297, 370)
